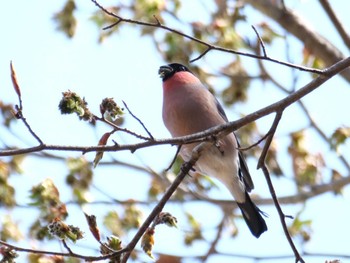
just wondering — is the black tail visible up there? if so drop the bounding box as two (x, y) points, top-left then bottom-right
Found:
(237, 193), (267, 238)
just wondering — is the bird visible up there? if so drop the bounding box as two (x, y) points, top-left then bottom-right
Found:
(159, 63), (267, 238)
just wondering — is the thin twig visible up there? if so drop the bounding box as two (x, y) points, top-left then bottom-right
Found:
(319, 0), (350, 49)
(9, 62), (43, 145)
(261, 164), (305, 263)
(62, 240), (73, 254)
(122, 100), (154, 139)
(245, 0), (350, 83)
(257, 55), (350, 172)
(200, 213), (227, 261)
(0, 240), (78, 258)
(95, 115), (151, 141)
(251, 109), (304, 261)
(165, 145), (182, 171)
(91, 0), (324, 74)
(257, 111), (283, 168)
(238, 132), (270, 151)
(16, 110), (43, 145)
(190, 47), (212, 63)
(251, 25), (268, 57)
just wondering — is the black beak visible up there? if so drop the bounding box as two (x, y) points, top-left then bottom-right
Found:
(158, 65), (174, 79)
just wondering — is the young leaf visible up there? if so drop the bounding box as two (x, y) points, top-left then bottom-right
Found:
(141, 228), (155, 259)
(93, 132), (111, 168)
(84, 213), (100, 241)
(10, 61), (21, 99)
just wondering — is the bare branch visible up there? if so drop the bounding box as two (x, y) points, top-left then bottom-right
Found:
(165, 145), (182, 171)
(200, 213), (227, 261)
(71, 171), (350, 208)
(91, 0), (323, 74)
(15, 111), (44, 145)
(257, 111), (283, 169)
(120, 141), (213, 262)
(62, 240), (73, 254)
(251, 25), (268, 57)
(244, 0), (350, 82)
(261, 164), (305, 263)
(319, 0), (350, 50)
(257, 55), (350, 172)
(0, 239), (88, 261)
(251, 107), (302, 260)
(238, 132), (269, 151)
(122, 100), (154, 139)
(96, 115), (150, 141)
(190, 47), (212, 63)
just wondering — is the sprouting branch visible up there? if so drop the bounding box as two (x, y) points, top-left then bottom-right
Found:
(0, 143), (206, 262)
(10, 62), (43, 145)
(120, 141), (213, 262)
(91, 0), (324, 74)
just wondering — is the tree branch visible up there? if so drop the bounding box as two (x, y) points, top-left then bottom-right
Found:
(2, 56), (349, 157)
(120, 141), (213, 262)
(244, 0), (350, 82)
(257, 111), (283, 169)
(261, 164), (305, 263)
(122, 100), (154, 140)
(200, 213), (227, 261)
(91, 0), (323, 74)
(319, 0), (350, 50)
(257, 53), (350, 172)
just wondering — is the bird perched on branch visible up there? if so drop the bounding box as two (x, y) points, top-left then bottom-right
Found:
(159, 63), (267, 238)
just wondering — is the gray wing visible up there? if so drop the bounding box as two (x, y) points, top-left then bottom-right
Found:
(215, 98), (255, 192)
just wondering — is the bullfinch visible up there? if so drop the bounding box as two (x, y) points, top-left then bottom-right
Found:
(159, 63), (267, 238)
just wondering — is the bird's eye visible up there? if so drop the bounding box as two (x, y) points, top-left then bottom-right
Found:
(180, 66), (186, 71)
